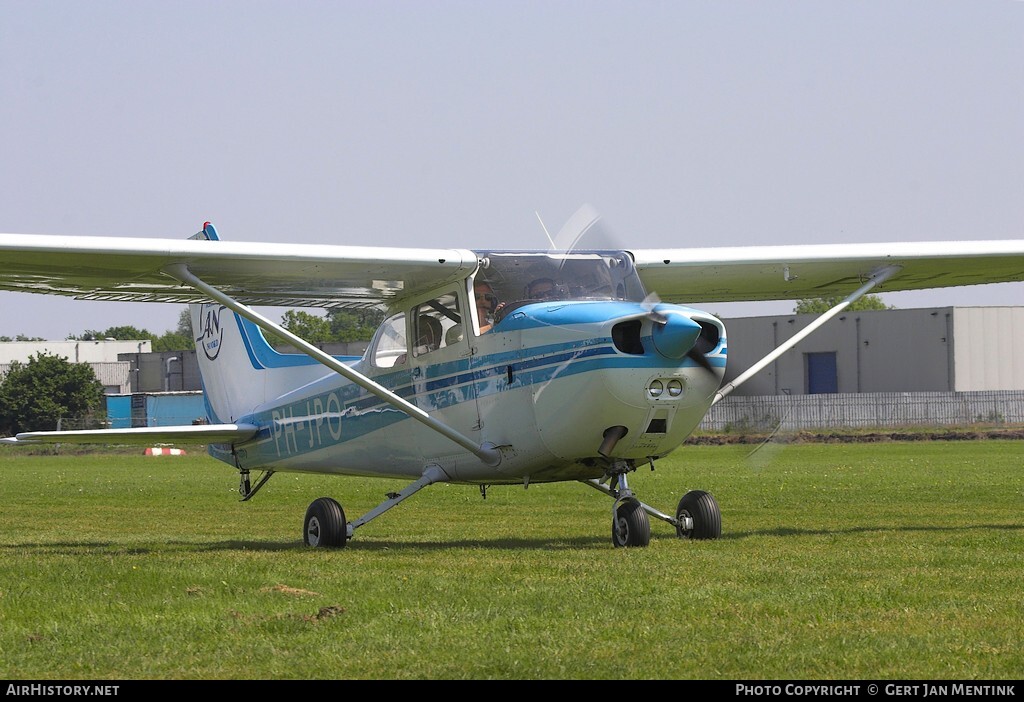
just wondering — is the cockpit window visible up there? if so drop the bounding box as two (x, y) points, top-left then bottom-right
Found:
(371, 312), (407, 368)
(412, 291), (463, 357)
(472, 251), (646, 324)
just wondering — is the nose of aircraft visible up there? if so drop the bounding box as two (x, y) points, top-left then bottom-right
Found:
(650, 308), (703, 359)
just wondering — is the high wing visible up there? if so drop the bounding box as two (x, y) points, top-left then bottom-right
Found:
(631, 240), (1024, 303)
(0, 231), (477, 309)
(5, 230), (1024, 308)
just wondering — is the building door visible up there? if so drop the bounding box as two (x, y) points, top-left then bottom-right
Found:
(805, 352), (838, 394)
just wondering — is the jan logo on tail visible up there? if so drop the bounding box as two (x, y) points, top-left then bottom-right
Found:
(2, 214), (1023, 548)
(196, 303), (226, 361)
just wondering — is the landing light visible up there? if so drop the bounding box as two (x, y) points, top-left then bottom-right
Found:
(648, 380), (664, 398)
(667, 379), (684, 397)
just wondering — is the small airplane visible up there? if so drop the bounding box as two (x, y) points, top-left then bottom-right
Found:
(2, 215), (1024, 548)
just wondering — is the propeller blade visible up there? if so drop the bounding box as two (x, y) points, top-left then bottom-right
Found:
(641, 292), (667, 324)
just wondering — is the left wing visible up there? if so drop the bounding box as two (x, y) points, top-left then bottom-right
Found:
(0, 228), (477, 309)
(631, 240), (1024, 303)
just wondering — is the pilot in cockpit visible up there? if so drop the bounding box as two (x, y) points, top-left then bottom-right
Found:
(475, 280), (500, 333)
(527, 277), (558, 300)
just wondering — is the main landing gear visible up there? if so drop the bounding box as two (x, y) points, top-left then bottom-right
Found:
(301, 466), (448, 549)
(304, 497), (347, 548)
(586, 459), (721, 548)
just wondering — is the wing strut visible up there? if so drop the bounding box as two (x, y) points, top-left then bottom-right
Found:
(162, 264), (502, 467)
(711, 265), (901, 405)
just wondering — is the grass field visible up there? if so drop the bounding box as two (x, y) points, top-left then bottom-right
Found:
(0, 440), (1021, 680)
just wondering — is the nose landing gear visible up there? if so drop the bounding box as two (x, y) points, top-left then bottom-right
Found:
(585, 459), (721, 547)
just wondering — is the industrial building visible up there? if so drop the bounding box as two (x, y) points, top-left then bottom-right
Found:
(720, 306), (1024, 396)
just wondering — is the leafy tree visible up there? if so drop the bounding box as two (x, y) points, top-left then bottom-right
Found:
(259, 308), (384, 348)
(153, 331), (194, 352)
(176, 308), (193, 339)
(327, 308), (385, 342)
(0, 335), (44, 342)
(280, 310), (333, 343)
(24, 305), (381, 351)
(69, 326), (157, 342)
(0, 353), (105, 435)
(64, 311), (196, 351)
(152, 308), (196, 352)
(794, 294), (893, 314)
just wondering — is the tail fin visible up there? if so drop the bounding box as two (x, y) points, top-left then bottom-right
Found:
(188, 223), (332, 422)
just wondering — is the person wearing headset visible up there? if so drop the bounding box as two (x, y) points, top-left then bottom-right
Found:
(474, 280), (500, 333)
(527, 277), (557, 299)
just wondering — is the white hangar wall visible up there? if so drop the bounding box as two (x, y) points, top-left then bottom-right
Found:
(952, 307), (1024, 391)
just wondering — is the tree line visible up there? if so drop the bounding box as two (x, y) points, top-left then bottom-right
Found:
(0, 307), (385, 435)
(1, 307), (388, 350)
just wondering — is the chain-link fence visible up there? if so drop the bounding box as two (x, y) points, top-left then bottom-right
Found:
(701, 390), (1024, 432)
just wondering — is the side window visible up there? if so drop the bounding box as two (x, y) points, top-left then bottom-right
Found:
(372, 313), (407, 368)
(412, 292), (463, 358)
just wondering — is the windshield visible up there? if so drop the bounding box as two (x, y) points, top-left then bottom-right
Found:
(472, 251), (647, 308)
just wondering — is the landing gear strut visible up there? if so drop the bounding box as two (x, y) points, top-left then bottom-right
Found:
(302, 466), (448, 548)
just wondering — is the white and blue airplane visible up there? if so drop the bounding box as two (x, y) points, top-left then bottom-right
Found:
(2, 219), (1024, 548)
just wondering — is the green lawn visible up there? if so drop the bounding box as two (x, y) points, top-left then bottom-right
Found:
(0, 441), (1021, 679)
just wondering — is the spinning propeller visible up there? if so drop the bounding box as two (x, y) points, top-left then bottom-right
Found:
(542, 204), (720, 381)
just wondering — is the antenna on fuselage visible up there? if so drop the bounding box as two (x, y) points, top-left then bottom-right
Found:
(535, 211), (557, 250)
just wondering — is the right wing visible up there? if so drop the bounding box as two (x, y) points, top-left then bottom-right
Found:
(0, 224), (478, 309)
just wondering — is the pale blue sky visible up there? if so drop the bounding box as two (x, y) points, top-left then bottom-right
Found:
(2, 1), (1022, 339)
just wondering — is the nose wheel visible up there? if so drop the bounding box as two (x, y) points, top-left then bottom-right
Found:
(606, 468), (652, 548)
(612, 499), (651, 547)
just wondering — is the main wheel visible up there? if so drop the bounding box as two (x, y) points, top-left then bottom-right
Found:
(612, 500), (651, 548)
(304, 497), (348, 548)
(675, 489), (721, 540)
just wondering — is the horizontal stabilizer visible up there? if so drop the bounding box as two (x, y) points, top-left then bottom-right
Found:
(2, 423), (259, 446)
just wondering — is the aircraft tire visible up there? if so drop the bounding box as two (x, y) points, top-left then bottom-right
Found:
(304, 497), (348, 548)
(612, 500), (651, 548)
(675, 489), (721, 540)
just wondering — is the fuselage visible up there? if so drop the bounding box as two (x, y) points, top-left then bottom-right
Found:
(217, 300), (726, 484)
(195, 249), (728, 484)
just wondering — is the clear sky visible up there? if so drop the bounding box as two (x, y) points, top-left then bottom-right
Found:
(1, 0), (1022, 340)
